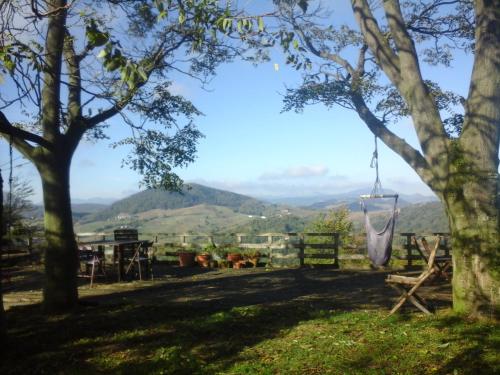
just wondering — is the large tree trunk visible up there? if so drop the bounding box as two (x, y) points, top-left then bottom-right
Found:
(0, 170), (7, 342)
(443, 174), (500, 319)
(38, 154), (78, 312)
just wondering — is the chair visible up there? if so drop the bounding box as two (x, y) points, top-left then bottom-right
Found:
(124, 240), (153, 280)
(386, 237), (439, 315)
(87, 247), (106, 288)
(78, 245), (106, 287)
(416, 236), (452, 282)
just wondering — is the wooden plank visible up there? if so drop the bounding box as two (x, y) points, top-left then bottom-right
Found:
(338, 254), (366, 260)
(271, 253), (299, 260)
(289, 243), (336, 249)
(302, 253), (335, 259)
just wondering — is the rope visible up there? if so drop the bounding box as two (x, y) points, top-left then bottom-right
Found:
(370, 135), (382, 196)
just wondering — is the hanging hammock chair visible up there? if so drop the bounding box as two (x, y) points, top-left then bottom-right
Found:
(360, 136), (399, 267)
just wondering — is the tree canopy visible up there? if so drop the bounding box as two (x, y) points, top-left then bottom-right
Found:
(0, 0), (268, 189)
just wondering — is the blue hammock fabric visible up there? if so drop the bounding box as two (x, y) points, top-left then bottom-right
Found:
(362, 197), (398, 267)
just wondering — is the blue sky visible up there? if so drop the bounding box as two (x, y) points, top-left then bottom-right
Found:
(0, 2), (474, 204)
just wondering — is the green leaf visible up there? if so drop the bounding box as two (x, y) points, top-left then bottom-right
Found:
(258, 17), (264, 32)
(293, 39), (299, 50)
(138, 67), (148, 82)
(298, 0), (309, 13)
(222, 18), (232, 31)
(178, 9), (186, 25)
(158, 10), (167, 20)
(97, 49), (107, 59)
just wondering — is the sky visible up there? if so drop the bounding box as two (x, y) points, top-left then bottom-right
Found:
(0, 1), (475, 204)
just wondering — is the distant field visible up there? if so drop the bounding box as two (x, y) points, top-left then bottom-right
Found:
(74, 204), (255, 234)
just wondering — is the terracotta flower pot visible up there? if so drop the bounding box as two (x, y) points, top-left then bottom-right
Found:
(247, 256), (260, 268)
(196, 253), (211, 267)
(178, 251), (196, 267)
(227, 253), (242, 264)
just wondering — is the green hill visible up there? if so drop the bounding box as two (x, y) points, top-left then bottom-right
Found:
(80, 183), (269, 223)
(351, 202), (449, 234)
(73, 184), (449, 237)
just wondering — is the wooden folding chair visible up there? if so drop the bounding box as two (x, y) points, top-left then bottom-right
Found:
(88, 250), (106, 288)
(417, 236), (452, 282)
(124, 241), (153, 280)
(386, 238), (439, 315)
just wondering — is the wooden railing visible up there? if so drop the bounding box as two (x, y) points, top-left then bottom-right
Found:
(76, 231), (451, 268)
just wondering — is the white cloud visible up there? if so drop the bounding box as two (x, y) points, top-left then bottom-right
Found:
(259, 164), (329, 180)
(168, 81), (191, 97)
(189, 176), (368, 198)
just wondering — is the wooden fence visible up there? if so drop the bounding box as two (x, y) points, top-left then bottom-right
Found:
(76, 231), (451, 268)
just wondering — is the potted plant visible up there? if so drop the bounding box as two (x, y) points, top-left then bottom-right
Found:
(225, 246), (243, 268)
(205, 243), (226, 263)
(244, 250), (261, 268)
(195, 252), (211, 267)
(177, 246), (197, 267)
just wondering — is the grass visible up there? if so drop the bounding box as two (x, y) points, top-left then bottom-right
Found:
(2, 267), (498, 374)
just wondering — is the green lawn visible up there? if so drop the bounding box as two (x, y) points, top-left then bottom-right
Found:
(2, 267), (498, 374)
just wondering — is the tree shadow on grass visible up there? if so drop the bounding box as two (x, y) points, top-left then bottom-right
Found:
(2, 267), (454, 374)
(432, 315), (500, 375)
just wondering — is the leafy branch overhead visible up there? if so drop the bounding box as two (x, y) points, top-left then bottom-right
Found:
(270, 1), (471, 139)
(0, 0), (266, 190)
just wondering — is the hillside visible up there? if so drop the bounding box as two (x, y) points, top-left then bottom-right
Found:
(72, 184), (448, 236)
(80, 183), (269, 223)
(264, 189), (437, 208)
(74, 204), (256, 235)
(350, 201), (449, 234)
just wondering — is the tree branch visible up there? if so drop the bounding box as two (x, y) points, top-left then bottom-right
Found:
(351, 0), (401, 85)
(349, 92), (435, 188)
(86, 34), (186, 128)
(40, 0), (67, 143)
(294, 24), (356, 76)
(461, 0), (500, 174)
(0, 111), (52, 159)
(63, 30), (82, 122)
(62, 28), (87, 152)
(381, 0), (449, 167)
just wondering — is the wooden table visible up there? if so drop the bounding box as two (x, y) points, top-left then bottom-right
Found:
(78, 239), (146, 282)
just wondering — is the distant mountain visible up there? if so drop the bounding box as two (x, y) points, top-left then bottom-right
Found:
(72, 197), (118, 205)
(72, 203), (109, 220)
(262, 189), (437, 208)
(71, 183), (447, 236)
(261, 195), (336, 207)
(351, 201), (449, 234)
(306, 188), (436, 211)
(80, 183), (270, 223)
(394, 201), (448, 233)
(72, 203), (109, 213)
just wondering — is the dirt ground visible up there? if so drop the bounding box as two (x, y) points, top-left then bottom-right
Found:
(2, 262), (452, 314)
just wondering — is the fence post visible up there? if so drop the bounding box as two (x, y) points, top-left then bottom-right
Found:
(403, 233), (415, 268)
(299, 233), (305, 267)
(333, 233), (339, 269)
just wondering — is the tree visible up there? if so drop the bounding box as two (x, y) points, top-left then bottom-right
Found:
(271, 0), (499, 317)
(2, 177), (36, 235)
(306, 207), (354, 247)
(0, 170), (6, 343)
(0, 1), (262, 312)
